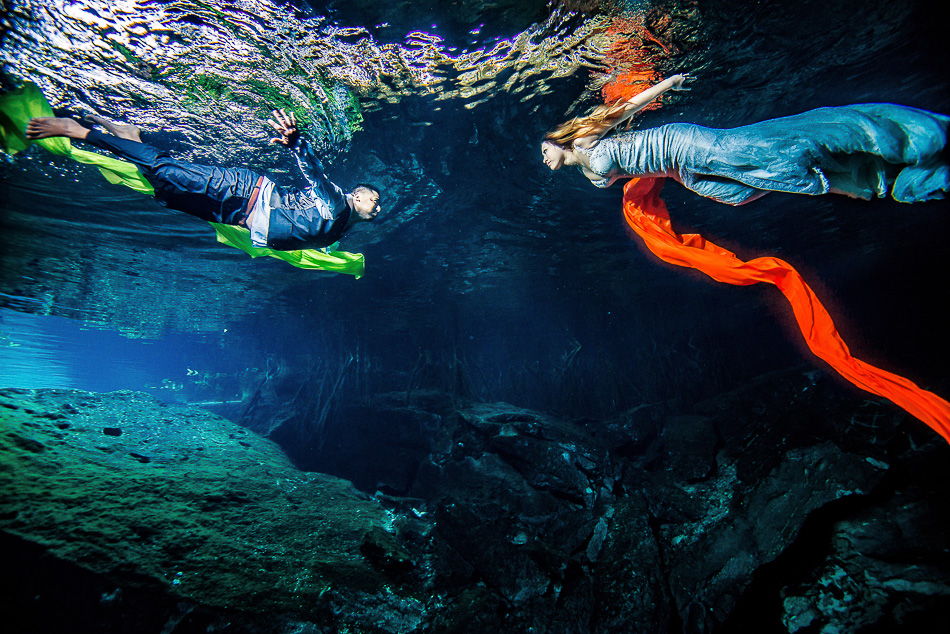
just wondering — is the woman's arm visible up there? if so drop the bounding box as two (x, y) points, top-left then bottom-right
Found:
(573, 74), (691, 148)
(625, 74), (690, 114)
(580, 74), (692, 145)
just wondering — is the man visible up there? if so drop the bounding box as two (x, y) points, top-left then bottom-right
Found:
(25, 109), (381, 251)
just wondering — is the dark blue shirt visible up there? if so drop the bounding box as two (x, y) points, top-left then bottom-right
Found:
(266, 138), (351, 250)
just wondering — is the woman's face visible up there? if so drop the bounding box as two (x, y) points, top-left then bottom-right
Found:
(541, 141), (567, 170)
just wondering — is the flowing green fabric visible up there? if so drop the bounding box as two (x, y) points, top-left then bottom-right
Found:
(211, 224), (364, 277)
(0, 82), (156, 194)
(0, 81), (365, 277)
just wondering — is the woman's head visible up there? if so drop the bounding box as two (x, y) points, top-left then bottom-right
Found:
(540, 100), (631, 158)
(541, 141), (569, 170)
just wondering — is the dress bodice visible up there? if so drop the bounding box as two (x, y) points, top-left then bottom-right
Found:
(574, 125), (706, 189)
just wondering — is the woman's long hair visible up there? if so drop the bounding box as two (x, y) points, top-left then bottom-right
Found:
(543, 100), (631, 148)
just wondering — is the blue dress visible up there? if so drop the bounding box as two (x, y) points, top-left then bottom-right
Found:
(576, 104), (949, 205)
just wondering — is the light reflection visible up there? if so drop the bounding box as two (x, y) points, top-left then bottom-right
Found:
(1, 0), (674, 163)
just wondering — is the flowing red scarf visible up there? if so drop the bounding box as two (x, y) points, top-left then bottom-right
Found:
(621, 177), (950, 443)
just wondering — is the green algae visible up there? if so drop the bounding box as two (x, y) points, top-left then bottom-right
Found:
(108, 40), (139, 65)
(171, 70), (358, 140)
(0, 388), (417, 621)
(187, 73), (231, 101)
(174, 0), (361, 137)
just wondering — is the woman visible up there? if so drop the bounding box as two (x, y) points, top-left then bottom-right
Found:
(541, 74), (949, 204)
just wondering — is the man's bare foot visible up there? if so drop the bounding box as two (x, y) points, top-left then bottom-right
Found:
(25, 117), (90, 140)
(84, 114), (142, 142)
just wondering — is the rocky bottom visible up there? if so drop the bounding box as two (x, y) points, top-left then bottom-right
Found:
(1, 370), (948, 633)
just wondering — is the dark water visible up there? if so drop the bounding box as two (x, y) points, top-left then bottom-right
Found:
(3, 0), (948, 421)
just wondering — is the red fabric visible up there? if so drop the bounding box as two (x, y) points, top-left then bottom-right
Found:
(603, 70), (658, 105)
(622, 177), (950, 443)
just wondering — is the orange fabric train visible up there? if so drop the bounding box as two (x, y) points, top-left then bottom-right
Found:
(622, 177), (950, 444)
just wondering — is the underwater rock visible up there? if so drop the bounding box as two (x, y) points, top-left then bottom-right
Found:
(404, 401), (632, 625)
(0, 388), (428, 633)
(659, 441), (887, 632)
(596, 401), (666, 454)
(4, 374), (948, 633)
(285, 372), (946, 633)
(779, 443), (950, 634)
(328, 402), (445, 494)
(656, 414), (717, 482)
(593, 494), (671, 634)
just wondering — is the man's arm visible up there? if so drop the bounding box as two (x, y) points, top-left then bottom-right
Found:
(291, 136), (334, 192)
(267, 109), (344, 217)
(268, 108), (339, 190)
(268, 108), (300, 148)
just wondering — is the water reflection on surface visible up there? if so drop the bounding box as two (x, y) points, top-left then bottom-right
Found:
(1, 0), (640, 163)
(0, 307), (247, 401)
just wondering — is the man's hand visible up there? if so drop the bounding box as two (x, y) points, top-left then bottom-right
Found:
(268, 109), (300, 148)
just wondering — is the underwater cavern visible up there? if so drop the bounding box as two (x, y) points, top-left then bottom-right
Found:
(1, 0), (949, 632)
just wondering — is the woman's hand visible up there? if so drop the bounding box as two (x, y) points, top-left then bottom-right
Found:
(670, 73), (694, 91)
(267, 109), (300, 148)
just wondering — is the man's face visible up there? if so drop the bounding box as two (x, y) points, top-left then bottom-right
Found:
(352, 190), (381, 221)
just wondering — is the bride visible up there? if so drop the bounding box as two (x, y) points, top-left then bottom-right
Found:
(541, 74), (949, 205)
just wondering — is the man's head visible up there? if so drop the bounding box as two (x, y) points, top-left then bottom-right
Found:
(349, 184), (382, 222)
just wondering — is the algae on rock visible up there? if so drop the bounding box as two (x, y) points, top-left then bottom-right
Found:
(0, 388), (419, 623)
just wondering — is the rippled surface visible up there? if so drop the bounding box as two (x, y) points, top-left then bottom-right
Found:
(2, 0), (668, 163)
(0, 0), (690, 330)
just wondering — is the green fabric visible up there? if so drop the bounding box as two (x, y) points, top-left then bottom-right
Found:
(0, 82), (156, 194)
(210, 223), (364, 277)
(0, 81), (365, 277)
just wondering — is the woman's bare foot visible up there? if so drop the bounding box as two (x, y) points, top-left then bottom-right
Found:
(84, 114), (141, 142)
(25, 117), (90, 140)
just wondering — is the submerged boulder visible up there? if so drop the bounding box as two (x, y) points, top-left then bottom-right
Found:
(778, 445), (950, 634)
(285, 370), (948, 632)
(0, 388), (427, 633)
(3, 371), (948, 633)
